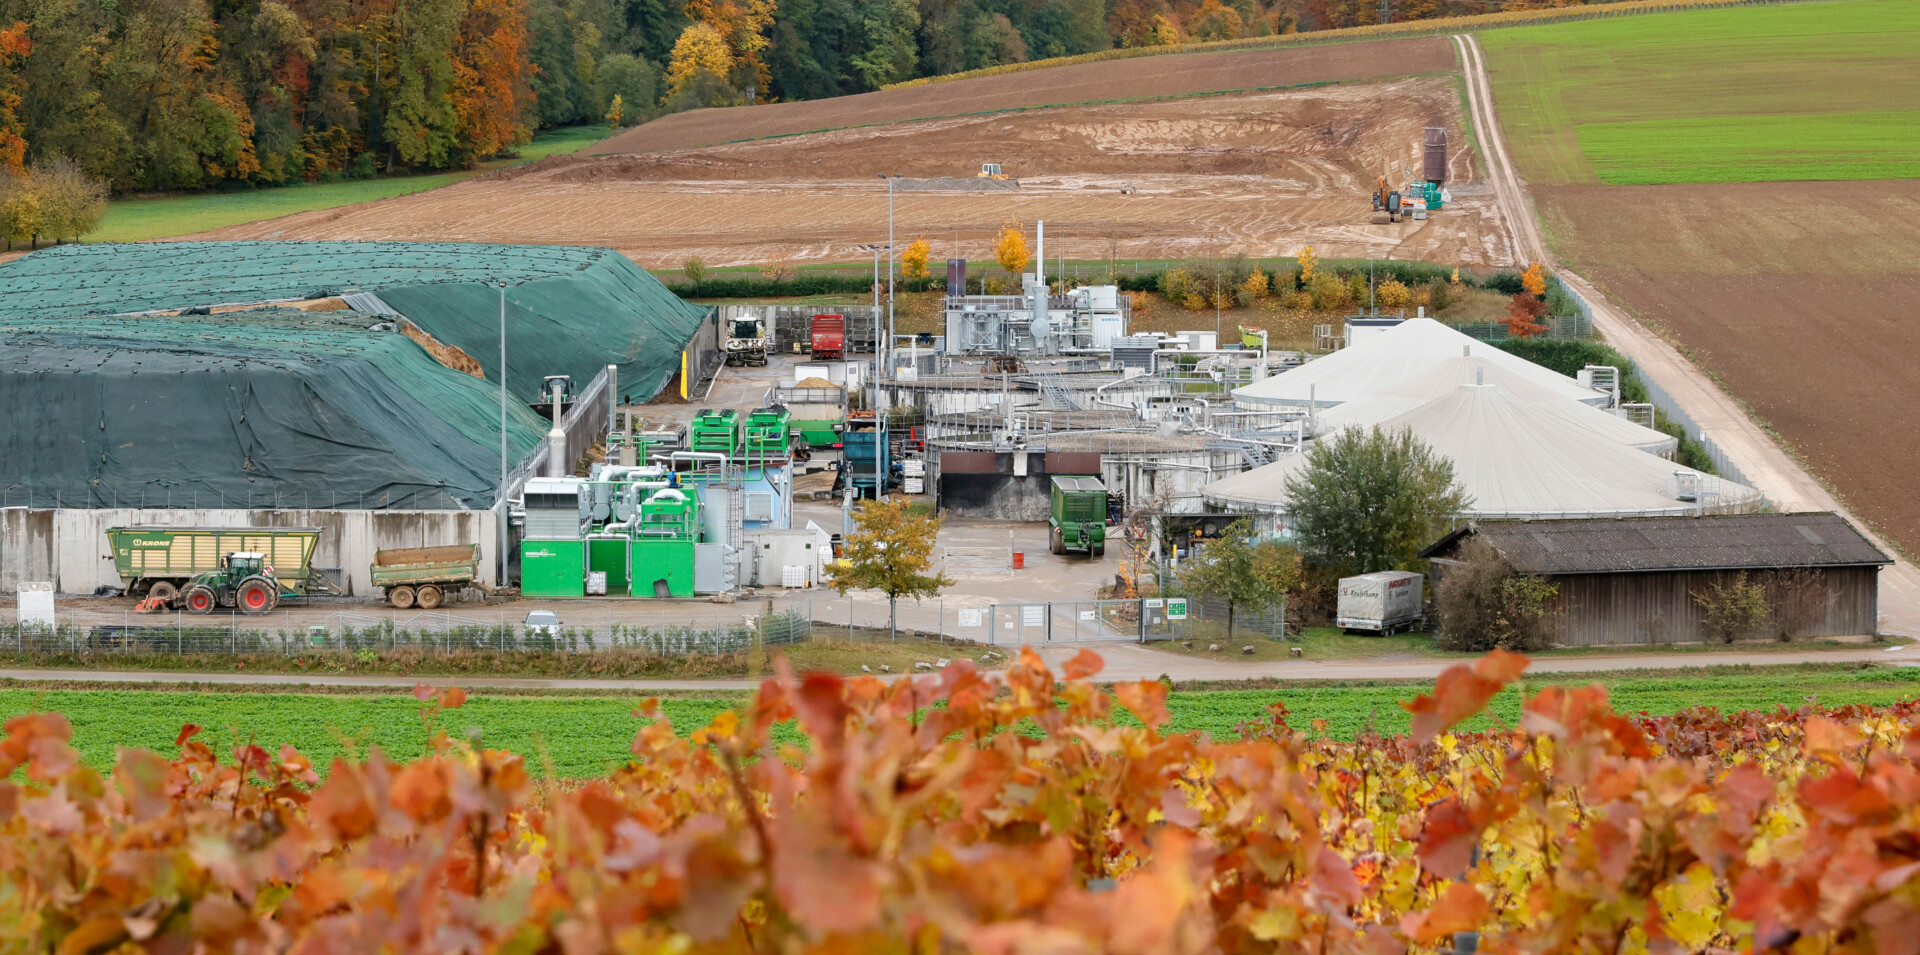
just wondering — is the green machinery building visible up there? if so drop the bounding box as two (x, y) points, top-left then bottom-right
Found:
(518, 469), (723, 599)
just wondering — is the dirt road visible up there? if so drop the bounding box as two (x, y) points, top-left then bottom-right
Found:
(1452, 32), (1920, 636)
(0, 644), (1906, 692)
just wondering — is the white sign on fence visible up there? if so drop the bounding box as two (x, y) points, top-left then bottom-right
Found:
(958, 609), (984, 628)
(1078, 610), (1096, 621)
(1021, 605), (1045, 627)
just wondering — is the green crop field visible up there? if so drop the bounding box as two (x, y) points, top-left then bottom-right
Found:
(1479, 0), (1920, 185)
(5, 664), (1916, 776)
(89, 125), (612, 244)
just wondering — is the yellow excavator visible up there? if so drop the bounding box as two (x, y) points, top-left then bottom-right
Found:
(977, 163), (1009, 180)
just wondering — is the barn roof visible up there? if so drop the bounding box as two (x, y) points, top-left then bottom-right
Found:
(1230, 319), (1607, 409)
(1421, 512), (1892, 574)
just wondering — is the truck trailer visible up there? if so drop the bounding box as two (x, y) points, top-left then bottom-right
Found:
(370, 544), (482, 608)
(1048, 476), (1107, 557)
(810, 314), (846, 361)
(1335, 571), (1425, 634)
(107, 526), (328, 604)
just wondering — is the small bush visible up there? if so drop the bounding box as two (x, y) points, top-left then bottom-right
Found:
(1763, 568), (1829, 642)
(1693, 571), (1770, 644)
(1434, 539), (1560, 652)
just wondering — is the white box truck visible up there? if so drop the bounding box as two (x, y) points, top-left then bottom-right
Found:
(1336, 571), (1424, 634)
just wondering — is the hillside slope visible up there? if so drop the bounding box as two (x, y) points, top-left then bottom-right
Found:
(596, 38), (1455, 155)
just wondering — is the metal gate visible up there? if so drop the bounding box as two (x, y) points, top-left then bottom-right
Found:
(963, 598), (1190, 645)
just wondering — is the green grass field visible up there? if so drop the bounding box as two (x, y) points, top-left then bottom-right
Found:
(90, 126), (611, 243)
(1480, 0), (1920, 184)
(6, 664), (1915, 777)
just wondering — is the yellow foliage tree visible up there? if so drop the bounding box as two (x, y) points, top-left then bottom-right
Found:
(993, 222), (1029, 276)
(1377, 278), (1411, 310)
(1450, 267), (1461, 286)
(902, 237), (930, 280)
(1241, 268), (1270, 299)
(1147, 14), (1179, 46)
(666, 22), (733, 99)
(1521, 262), (1547, 297)
(605, 94), (623, 128)
(1297, 245), (1317, 283)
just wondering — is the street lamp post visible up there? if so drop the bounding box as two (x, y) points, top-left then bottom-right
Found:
(498, 281), (508, 586)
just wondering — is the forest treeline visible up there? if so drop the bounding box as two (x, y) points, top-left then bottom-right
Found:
(0, 0), (1613, 193)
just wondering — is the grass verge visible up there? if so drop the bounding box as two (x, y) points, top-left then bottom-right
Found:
(1142, 626), (1899, 664)
(90, 126), (610, 243)
(2, 662), (1914, 775)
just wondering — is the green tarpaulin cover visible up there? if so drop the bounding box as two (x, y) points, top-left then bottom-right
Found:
(0, 241), (709, 401)
(0, 310), (550, 510)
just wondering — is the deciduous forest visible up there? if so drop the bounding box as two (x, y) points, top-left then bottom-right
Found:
(0, 0), (1609, 192)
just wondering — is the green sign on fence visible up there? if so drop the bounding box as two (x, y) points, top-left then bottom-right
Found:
(1166, 598), (1188, 620)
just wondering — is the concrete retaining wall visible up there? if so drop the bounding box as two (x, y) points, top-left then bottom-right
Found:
(1, 507), (500, 596)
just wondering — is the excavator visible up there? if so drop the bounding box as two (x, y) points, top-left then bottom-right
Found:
(1369, 175), (1403, 224)
(977, 163), (1009, 180)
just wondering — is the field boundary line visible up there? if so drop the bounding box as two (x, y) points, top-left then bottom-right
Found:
(1453, 29), (1920, 637)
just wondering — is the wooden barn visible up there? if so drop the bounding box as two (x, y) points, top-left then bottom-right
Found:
(1420, 513), (1891, 647)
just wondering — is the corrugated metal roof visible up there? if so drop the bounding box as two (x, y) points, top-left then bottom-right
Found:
(1438, 513), (1891, 574)
(1051, 476), (1106, 492)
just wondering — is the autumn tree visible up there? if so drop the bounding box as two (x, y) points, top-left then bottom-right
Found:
(666, 21), (735, 106)
(30, 155), (106, 242)
(0, 166), (36, 249)
(993, 221), (1029, 276)
(1521, 261), (1547, 297)
(1241, 268), (1268, 299)
(901, 236), (930, 280)
(826, 496), (953, 640)
(1186, 0), (1243, 41)
(1296, 244), (1317, 283)
(1179, 518), (1301, 640)
(1377, 277), (1410, 310)
(1283, 425), (1470, 579)
(605, 94), (622, 127)
(1504, 293), (1548, 338)
(0, 21), (27, 172)
(452, 0), (534, 162)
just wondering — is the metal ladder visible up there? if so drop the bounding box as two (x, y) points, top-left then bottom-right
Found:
(724, 484), (745, 589)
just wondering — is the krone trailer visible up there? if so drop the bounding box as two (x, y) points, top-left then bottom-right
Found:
(1336, 571), (1424, 634)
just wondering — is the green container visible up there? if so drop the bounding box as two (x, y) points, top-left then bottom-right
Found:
(587, 536), (631, 594)
(792, 419), (841, 447)
(1049, 475), (1108, 556)
(629, 539), (695, 597)
(520, 539), (585, 597)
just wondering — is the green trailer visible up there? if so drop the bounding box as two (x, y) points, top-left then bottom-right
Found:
(775, 384), (848, 448)
(108, 526), (330, 604)
(1049, 476), (1108, 557)
(370, 544), (482, 609)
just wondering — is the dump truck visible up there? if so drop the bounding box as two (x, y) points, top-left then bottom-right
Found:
(108, 526), (331, 605)
(810, 314), (846, 361)
(1336, 571), (1424, 634)
(1049, 476), (1107, 557)
(370, 544), (482, 608)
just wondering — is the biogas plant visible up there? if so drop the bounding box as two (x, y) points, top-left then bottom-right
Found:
(1, 230), (1813, 637)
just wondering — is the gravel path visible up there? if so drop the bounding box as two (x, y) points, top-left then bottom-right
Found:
(0, 644), (1907, 692)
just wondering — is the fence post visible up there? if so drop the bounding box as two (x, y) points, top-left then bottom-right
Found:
(1138, 598), (1146, 643)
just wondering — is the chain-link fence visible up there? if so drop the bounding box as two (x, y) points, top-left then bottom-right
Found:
(0, 606), (816, 658)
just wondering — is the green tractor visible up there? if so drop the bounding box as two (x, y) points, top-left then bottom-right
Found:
(1049, 476), (1108, 558)
(177, 552), (292, 615)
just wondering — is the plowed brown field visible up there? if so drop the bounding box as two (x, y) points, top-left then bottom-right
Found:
(595, 37), (1456, 155)
(1536, 180), (1920, 551)
(187, 77), (1516, 269)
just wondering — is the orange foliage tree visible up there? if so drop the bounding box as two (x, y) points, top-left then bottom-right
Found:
(1521, 260), (1547, 297)
(451, 0), (533, 160)
(684, 0), (776, 94)
(0, 22), (27, 172)
(1505, 292), (1549, 337)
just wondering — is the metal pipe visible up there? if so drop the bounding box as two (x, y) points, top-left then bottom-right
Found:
(498, 281), (507, 586)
